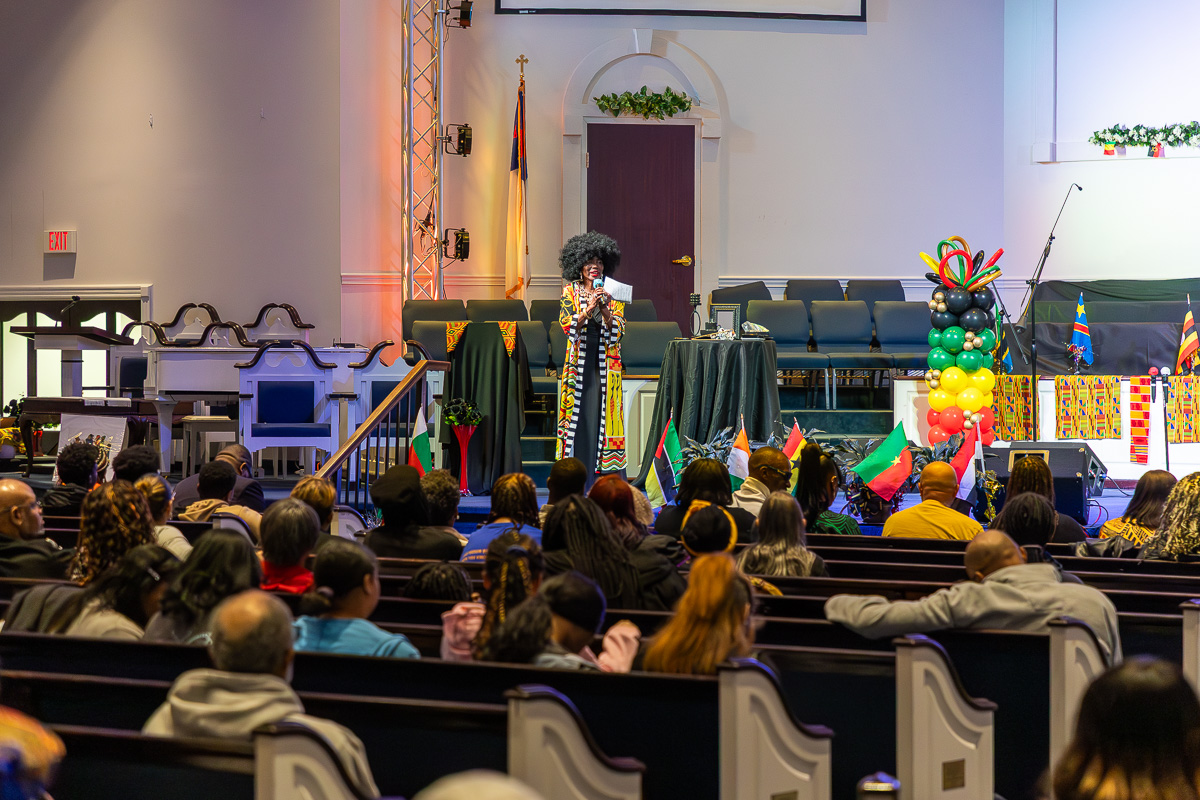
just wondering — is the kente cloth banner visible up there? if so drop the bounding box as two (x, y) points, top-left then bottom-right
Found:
(446, 322), (519, 357)
(1167, 376), (1200, 444)
(1054, 376), (1121, 439)
(995, 375), (1039, 441)
(1129, 376), (1151, 464)
(57, 414), (127, 482)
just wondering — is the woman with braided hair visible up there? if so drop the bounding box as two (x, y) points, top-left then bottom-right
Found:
(556, 231), (627, 487)
(70, 480), (156, 585)
(1140, 472), (1200, 560)
(459, 473), (541, 564)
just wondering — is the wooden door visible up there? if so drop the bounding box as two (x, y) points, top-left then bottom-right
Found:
(586, 123), (696, 334)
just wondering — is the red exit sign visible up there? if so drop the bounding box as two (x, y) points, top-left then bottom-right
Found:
(44, 230), (77, 254)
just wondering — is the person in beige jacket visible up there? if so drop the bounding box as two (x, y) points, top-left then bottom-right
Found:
(178, 460), (261, 542)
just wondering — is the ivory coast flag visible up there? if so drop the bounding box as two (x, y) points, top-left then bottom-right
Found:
(646, 415), (682, 508)
(850, 421), (912, 501)
(727, 421), (751, 490)
(408, 406), (433, 476)
(782, 420), (805, 492)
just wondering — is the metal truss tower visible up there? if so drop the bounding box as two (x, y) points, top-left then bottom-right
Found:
(402, 0), (445, 301)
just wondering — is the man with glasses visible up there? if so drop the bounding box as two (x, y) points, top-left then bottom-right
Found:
(732, 446), (793, 518)
(0, 479), (72, 578)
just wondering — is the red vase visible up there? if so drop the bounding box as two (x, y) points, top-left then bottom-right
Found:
(451, 424), (478, 496)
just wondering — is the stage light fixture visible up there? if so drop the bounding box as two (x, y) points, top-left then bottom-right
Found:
(442, 124), (472, 156)
(451, 0), (472, 27)
(442, 228), (470, 261)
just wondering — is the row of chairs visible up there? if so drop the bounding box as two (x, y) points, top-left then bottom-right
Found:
(709, 279), (906, 321)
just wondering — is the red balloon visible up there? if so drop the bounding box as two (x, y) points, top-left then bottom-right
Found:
(981, 429), (996, 446)
(928, 424), (951, 444)
(979, 406), (995, 431)
(940, 406), (965, 433)
(926, 409), (941, 427)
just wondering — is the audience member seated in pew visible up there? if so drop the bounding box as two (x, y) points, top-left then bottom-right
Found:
(539, 457), (586, 527)
(420, 469), (468, 547)
(364, 465), (462, 561)
(41, 545), (180, 639)
(259, 499), (319, 594)
(653, 459), (757, 542)
(0, 479), (72, 580)
(882, 462), (982, 541)
(442, 532), (542, 661)
(736, 492), (827, 578)
(794, 442), (862, 536)
(414, 770), (543, 800)
(481, 571), (638, 672)
(1139, 472), (1200, 561)
(642, 553), (753, 675)
(178, 461), (262, 543)
(1004, 455), (1087, 543)
(403, 562), (473, 601)
(825, 530), (1122, 660)
(41, 441), (98, 516)
(460, 474), (543, 564)
(679, 502), (739, 561)
(543, 496), (685, 611)
(0, 692), (65, 798)
(294, 538), (419, 659)
(290, 475), (338, 550)
(589, 475), (684, 566)
(731, 445), (792, 518)
(992, 492), (1084, 582)
(110, 444), (161, 484)
(173, 445), (266, 514)
(143, 589), (380, 797)
(134, 474), (193, 561)
(1097, 469), (1175, 547)
(70, 481), (157, 584)
(1050, 658), (1200, 800)
(144, 530), (263, 644)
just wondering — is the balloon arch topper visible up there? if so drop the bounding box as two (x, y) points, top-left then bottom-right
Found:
(920, 236), (1003, 447)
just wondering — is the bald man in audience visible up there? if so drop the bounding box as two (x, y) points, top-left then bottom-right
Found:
(0, 479), (72, 579)
(882, 461), (983, 540)
(732, 446), (792, 518)
(824, 530), (1121, 661)
(143, 590), (379, 797)
(174, 445), (265, 514)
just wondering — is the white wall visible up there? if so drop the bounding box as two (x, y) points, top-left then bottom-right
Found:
(0, 0), (342, 342)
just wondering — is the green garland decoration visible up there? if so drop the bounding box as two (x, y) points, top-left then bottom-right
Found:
(1089, 122), (1200, 149)
(593, 86), (693, 121)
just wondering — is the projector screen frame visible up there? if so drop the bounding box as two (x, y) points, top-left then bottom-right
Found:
(494, 0), (865, 21)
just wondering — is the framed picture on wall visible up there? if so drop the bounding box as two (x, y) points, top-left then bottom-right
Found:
(495, 0), (865, 20)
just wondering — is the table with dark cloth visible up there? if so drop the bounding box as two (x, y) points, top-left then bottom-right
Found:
(634, 338), (781, 486)
(440, 323), (531, 495)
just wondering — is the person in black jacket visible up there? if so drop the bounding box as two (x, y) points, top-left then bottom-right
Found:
(363, 465), (463, 560)
(41, 442), (98, 516)
(0, 479), (72, 579)
(173, 445), (266, 514)
(652, 458), (757, 543)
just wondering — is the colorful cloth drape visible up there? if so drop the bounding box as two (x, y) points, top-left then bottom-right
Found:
(1054, 376), (1121, 439)
(995, 375), (1038, 441)
(1167, 376), (1200, 444)
(1129, 376), (1151, 464)
(446, 321), (519, 357)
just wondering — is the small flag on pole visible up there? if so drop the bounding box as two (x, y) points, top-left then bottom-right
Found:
(849, 421), (912, 502)
(1177, 294), (1198, 375)
(782, 420), (805, 492)
(1070, 292), (1094, 366)
(504, 76), (529, 300)
(646, 415), (682, 509)
(949, 425), (979, 497)
(408, 405), (433, 476)
(727, 419), (751, 491)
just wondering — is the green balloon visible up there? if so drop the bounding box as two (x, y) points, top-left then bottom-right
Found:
(979, 329), (997, 351)
(956, 349), (983, 372)
(928, 347), (955, 371)
(927, 329), (943, 348)
(941, 326), (967, 354)
(982, 353), (994, 369)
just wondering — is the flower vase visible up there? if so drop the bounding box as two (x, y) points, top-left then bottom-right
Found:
(32, 430), (43, 457)
(451, 424), (478, 496)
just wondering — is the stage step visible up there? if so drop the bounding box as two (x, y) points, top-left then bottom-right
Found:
(783, 409), (894, 437)
(521, 435), (556, 462)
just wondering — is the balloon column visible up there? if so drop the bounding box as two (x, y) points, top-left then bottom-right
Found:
(920, 236), (1002, 447)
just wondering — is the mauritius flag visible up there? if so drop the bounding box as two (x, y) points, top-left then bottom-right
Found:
(407, 405), (433, 476)
(850, 422), (912, 501)
(646, 415), (682, 508)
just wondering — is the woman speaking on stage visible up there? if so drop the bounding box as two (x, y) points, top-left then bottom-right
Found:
(556, 231), (626, 485)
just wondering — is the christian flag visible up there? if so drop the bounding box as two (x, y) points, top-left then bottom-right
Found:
(850, 421), (912, 501)
(407, 406), (433, 476)
(646, 415), (682, 508)
(1070, 293), (1094, 365)
(1177, 294), (1198, 374)
(504, 78), (529, 300)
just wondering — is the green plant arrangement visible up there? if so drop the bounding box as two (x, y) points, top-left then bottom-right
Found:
(1089, 122), (1200, 149)
(678, 427), (737, 471)
(442, 398), (482, 427)
(829, 437), (923, 521)
(593, 86), (693, 120)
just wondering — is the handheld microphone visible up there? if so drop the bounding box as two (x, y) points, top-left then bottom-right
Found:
(1150, 367), (1159, 401)
(592, 277), (608, 304)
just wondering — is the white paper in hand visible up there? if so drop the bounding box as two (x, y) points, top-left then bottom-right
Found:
(603, 277), (633, 304)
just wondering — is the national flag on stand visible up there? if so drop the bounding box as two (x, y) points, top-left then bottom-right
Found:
(646, 415), (683, 509)
(407, 405), (433, 476)
(1070, 293), (1094, 365)
(949, 426), (980, 500)
(782, 420), (805, 492)
(727, 421), (751, 491)
(503, 77), (529, 300)
(1177, 294), (1198, 375)
(850, 422), (912, 502)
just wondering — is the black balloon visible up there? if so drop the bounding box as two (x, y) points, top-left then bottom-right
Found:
(959, 308), (988, 332)
(972, 250), (985, 270)
(984, 309), (996, 328)
(925, 272), (942, 285)
(945, 289), (972, 314)
(931, 311), (959, 330)
(972, 287), (995, 311)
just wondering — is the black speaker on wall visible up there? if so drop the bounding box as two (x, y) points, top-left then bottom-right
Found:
(985, 442), (1108, 524)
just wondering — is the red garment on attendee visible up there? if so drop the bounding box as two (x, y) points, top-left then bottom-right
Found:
(261, 562), (315, 594)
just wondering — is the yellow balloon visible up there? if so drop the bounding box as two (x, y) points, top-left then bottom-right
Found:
(940, 366), (968, 394)
(920, 252), (941, 273)
(957, 387), (984, 413)
(984, 391), (995, 406)
(928, 388), (954, 411)
(969, 367), (996, 393)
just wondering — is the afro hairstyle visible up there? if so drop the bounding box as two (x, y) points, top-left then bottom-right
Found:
(559, 231), (621, 282)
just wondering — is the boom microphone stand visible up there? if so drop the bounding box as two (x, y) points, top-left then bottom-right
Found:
(1025, 183), (1082, 440)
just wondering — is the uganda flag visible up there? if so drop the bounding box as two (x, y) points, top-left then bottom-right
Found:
(1177, 294), (1198, 375)
(850, 422), (912, 501)
(646, 416), (682, 508)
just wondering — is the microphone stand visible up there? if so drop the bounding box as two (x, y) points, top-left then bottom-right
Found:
(1025, 184), (1081, 440)
(993, 288), (1028, 366)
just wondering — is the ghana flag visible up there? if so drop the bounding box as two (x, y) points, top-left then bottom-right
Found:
(646, 415), (682, 508)
(850, 421), (912, 501)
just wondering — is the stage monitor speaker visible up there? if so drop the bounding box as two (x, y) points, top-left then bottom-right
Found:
(985, 442), (1108, 525)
